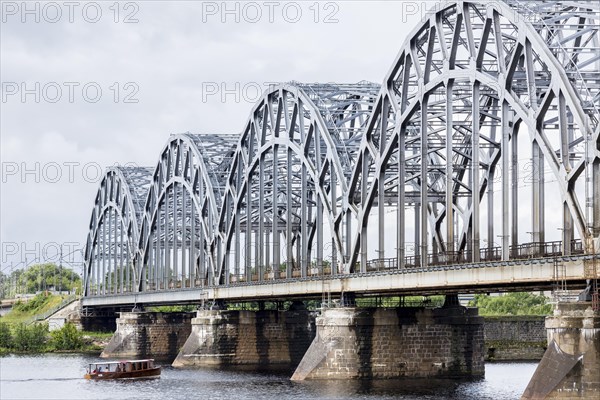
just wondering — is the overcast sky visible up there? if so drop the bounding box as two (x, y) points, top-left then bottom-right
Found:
(1, 1), (436, 273)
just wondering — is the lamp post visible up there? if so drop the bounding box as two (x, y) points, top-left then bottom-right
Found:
(497, 234), (509, 260)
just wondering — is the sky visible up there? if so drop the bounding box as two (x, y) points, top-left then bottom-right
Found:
(1, 0), (579, 279)
(1, 1), (437, 274)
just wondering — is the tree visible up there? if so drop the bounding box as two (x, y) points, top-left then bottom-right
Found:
(469, 292), (552, 316)
(50, 323), (83, 350)
(0, 322), (12, 348)
(12, 322), (49, 351)
(13, 264), (80, 294)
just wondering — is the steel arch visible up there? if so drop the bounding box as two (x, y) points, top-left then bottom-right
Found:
(344, 0), (600, 273)
(137, 133), (238, 291)
(81, 1), (599, 300)
(83, 166), (152, 296)
(215, 83), (379, 284)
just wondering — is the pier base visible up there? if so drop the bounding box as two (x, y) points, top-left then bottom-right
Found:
(101, 312), (193, 361)
(172, 305), (314, 370)
(522, 302), (600, 400)
(291, 305), (484, 380)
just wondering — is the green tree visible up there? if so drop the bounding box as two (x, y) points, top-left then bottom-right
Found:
(50, 323), (83, 350)
(469, 292), (552, 316)
(0, 322), (12, 348)
(12, 322), (48, 351)
(0, 271), (7, 299)
(1, 269), (26, 297)
(16, 264), (80, 294)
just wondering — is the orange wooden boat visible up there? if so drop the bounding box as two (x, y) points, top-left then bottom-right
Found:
(84, 359), (160, 380)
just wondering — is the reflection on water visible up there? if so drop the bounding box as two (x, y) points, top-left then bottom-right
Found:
(0, 354), (535, 400)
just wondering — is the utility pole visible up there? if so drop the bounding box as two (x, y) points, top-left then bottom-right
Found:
(24, 257), (27, 295)
(59, 245), (63, 293)
(10, 262), (14, 298)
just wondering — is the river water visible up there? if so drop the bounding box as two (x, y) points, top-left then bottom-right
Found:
(1, 354), (535, 400)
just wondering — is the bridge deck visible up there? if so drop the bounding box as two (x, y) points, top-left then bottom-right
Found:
(82, 254), (598, 308)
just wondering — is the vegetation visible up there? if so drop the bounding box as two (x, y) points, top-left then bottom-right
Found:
(147, 305), (196, 313)
(0, 263), (81, 299)
(0, 321), (106, 354)
(12, 322), (49, 351)
(50, 322), (83, 350)
(224, 295), (447, 311)
(1, 292), (66, 325)
(355, 295), (445, 308)
(13, 292), (54, 313)
(0, 322), (12, 348)
(0, 291), (108, 354)
(468, 292), (552, 316)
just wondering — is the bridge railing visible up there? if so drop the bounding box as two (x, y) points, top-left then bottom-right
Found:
(87, 239), (589, 295)
(226, 264), (339, 284)
(364, 239), (585, 273)
(226, 240), (584, 284)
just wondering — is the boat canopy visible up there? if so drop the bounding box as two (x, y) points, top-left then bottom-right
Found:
(87, 359), (155, 373)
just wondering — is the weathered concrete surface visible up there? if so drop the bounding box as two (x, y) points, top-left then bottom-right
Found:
(291, 306), (484, 380)
(101, 312), (193, 361)
(484, 316), (547, 361)
(172, 307), (315, 369)
(522, 302), (600, 400)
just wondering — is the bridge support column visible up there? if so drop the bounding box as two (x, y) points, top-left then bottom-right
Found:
(172, 304), (315, 370)
(522, 302), (600, 400)
(291, 305), (484, 380)
(101, 312), (194, 361)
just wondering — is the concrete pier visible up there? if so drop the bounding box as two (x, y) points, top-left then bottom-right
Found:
(172, 305), (315, 369)
(101, 312), (194, 361)
(291, 305), (484, 380)
(522, 302), (600, 400)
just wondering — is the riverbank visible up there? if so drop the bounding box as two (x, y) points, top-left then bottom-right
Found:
(0, 292), (113, 355)
(0, 322), (112, 355)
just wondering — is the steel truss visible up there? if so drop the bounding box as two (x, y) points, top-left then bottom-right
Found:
(346, 0), (600, 272)
(137, 133), (238, 290)
(84, 166), (152, 295)
(216, 83), (379, 284)
(83, 1), (599, 296)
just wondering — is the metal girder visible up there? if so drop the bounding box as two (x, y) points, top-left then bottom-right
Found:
(82, 1), (599, 301)
(216, 82), (379, 285)
(344, 0), (599, 273)
(137, 133), (238, 291)
(83, 166), (152, 296)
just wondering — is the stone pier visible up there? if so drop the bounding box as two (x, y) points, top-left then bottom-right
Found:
(522, 302), (600, 400)
(291, 305), (484, 380)
(172, 304), (315, 370)
(101, 312), (194, 361)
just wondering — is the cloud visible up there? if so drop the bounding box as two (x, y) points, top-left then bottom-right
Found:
(1, 1), (413, 268)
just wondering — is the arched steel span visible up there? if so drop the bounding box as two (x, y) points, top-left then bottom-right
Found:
(506, 0), (600, 119)
(216, 82), (379, 284)
(137, 133), (238, 291)
(344, 0), (600, 273)
(82, 1), (599, 298)
(83, 166), (153, 296)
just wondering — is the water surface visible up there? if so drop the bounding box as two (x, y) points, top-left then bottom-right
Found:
(0, 354), (535, 400)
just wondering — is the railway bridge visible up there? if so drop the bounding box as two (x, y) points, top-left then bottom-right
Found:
(79, 1), (600, 398)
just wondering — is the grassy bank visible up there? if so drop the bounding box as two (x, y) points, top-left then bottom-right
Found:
(0, 293), (112, 355)
(1, 292), (68, 325)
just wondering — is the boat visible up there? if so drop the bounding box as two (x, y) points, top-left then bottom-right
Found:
(84, 359), (161, 380)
